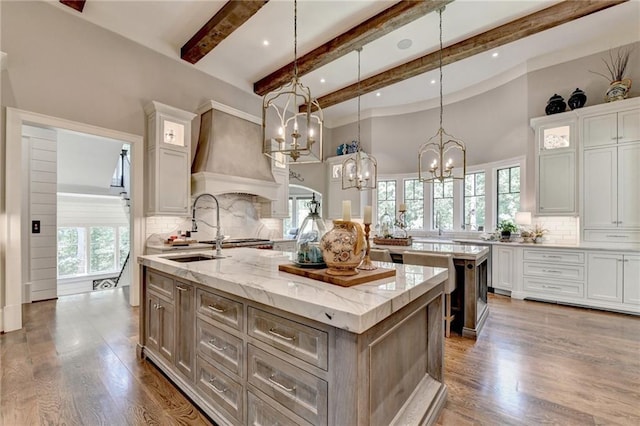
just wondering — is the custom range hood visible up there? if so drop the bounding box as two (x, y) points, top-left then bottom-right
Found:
(191, 101), (279, 202)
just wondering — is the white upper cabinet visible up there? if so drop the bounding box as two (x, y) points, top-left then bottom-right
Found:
(144, 101), (196, 216)
(531, 114), (577, 215)
(583, 101), (640, 148)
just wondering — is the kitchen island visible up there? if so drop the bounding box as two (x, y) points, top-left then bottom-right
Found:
(137, 248), (448, 426)
(373, 242), (490, 339)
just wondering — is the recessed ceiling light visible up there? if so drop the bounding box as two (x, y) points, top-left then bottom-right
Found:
(430, 79), (436, 85)
(263, 40), (269, 46)
(320, 78), (326, 83)
(492, 52), (499, 58)
(376, 92), (381, 97)
(397, 39), (412, 50)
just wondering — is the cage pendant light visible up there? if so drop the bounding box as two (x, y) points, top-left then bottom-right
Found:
(342, 48), (377, 191)
(418, 8), (466, 183)
(262, 0), (323, 164)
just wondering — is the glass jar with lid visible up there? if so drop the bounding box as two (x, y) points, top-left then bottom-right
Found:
(295, 193), (327, 267)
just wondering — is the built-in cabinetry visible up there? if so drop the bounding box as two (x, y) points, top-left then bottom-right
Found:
(144, 101), (196, 216)
(261, 143), (289, 218)
(325, 154), (368, 220)
(140, 266), (446, 425)
(491, 245), (520, 293)
(505, 245), (639, 314)
(531, 114), (577, 215)
(581, 98), (640, 243)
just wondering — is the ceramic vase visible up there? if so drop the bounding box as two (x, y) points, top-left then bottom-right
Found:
(568, 88), (587, 110)
(545, 94), (566, 115)
(605, 79), (632, 102)
(320, 220), (366, 276)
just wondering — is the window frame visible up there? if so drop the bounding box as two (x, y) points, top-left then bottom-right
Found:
(463, 171), (486, 231)
(496, 165), (521, 226)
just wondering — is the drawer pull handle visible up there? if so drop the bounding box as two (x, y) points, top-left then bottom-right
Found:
(542, 255), (561, 259)
(268, 328), (296, 341)
(269, 375), (296, 393)
(542, 269), (562, 274)
(176, 286), (188, 292)
(208, 304), (227, 313)
(606, 235), (628, 238)
(153, 303), (163, 310)
(542, 285), (562, 290)
(208, 377), (227, 393)
(209, 338), (228, 352)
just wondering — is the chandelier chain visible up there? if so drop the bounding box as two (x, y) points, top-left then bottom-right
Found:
(293, 0), (298, 78)
(357, 47), (361, 148)
(438, 8), (443, 131)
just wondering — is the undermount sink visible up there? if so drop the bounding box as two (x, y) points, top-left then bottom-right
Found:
(162, 254), (225, 263)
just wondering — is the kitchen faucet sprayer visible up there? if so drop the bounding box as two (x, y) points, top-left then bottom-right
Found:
(191, 193), (223, 256)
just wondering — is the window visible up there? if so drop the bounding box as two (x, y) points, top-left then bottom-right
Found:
(57, 225), (129, 278)
(464, 172), (485, 231)
(403, 179), (424, 229)
(377, 180), (396, 223)
(283, 195), (318, 238)
(497, 166), (520, 224)
(432, 179), (453, 230)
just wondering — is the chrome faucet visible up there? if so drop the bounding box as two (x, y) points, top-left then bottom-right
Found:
(191, 193), (223, 256)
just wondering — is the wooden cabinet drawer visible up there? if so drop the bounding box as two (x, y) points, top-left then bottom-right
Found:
(248, 345), (327, 425)
(584, 230), (640, 244)
(197, 319), (243, 378)
(147, 269), (174, 300)
(197, 288), (243, 331)
(247, 390), (313, 426)
(523, 277), (584, 298)
(523, 262), (584, 281)
(523, 249), (584, 264)
(196, 355), (244, 423)
(248, 307), (328, 370)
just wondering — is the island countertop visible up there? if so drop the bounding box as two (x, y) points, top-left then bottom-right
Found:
(373, 241), (490, 260)
(138, 248), (447, 334)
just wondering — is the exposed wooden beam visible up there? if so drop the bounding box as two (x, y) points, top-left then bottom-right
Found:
(59, 0), (86, 13)
(304, 0), (628, 112)
(254, 0), (453, 97)
(181, 0), (269, 64)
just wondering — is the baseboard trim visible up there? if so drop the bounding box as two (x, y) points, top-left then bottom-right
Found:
(2, 303), (22, 332)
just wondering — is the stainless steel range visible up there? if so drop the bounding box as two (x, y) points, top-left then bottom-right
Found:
(199, 238), (273, 249)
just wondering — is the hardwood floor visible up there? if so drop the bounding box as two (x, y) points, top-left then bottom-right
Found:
(1, 289), (638, 425)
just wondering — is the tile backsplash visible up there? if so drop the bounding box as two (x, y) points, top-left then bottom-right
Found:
(532, 216), (579, 244)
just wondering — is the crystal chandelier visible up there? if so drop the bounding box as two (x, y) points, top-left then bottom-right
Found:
(262, 0), (323, 164)
(418, 8), (466, 183)
(342, 48), (377, 191)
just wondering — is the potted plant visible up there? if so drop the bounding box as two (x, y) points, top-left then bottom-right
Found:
(531, 224), (548, 243)
(497, 220), (518, 241)
(590, 47), (633, 102)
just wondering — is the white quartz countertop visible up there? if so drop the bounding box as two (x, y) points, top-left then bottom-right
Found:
(450, 238), (640, 252)
(373, 242), (489, 260)
(138, 248), (447, 334)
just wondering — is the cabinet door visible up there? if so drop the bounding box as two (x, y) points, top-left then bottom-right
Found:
(537, 151), (575, 215)
(623, 255), (640, 305)
(146, 293), (161, 352)
(583, 147), (617, 228)
(157, 149), (190, 215)
(583, 113), (618, 148)
(587, 253), (623, 303)
(327, 163), (344, 220)
(146, 292), (175, 362)
(492, 247), (516, 291)
(618, 109), (640, 144)
(617, 143), (640, 228)
(175, 281), (195, 381)
(270, 168), (290, 218)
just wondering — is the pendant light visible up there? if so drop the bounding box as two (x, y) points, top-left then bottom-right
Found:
(342, 47), (377, 191)
(262, 0), (323, 164)
(418, 7), (466, 183)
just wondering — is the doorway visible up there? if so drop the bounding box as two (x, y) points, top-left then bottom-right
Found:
(4, 108), (144, 332)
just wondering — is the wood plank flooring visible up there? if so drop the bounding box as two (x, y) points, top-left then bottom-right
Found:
(1, 289), (639, 425)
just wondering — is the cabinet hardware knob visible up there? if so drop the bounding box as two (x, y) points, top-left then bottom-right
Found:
(207, 304), (227, 313)
(269, 374), (296, 393)
(268, 328), (296, 341)
(209, 338), (228, 352)
(176, 286), (188, 292)
(208, 377), (227, 393)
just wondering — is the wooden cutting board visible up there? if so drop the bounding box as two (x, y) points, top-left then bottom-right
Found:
(165, 239), (197, 246)
(278, 264), (396, 287)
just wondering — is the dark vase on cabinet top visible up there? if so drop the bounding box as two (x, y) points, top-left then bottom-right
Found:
(568, 88), (587, 110)
(545, 94), (566, 115)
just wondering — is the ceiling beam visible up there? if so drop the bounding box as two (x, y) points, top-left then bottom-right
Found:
(59, 0), (86, 13)
(304, 0), (628, 112)
(253, 0), (453, 97)
(181, 0), (269, 64)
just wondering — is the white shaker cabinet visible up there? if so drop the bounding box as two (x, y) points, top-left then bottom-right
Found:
(583, 108), (640, 148)
(587, 252), (640, 306)
(492, 245), (520, 293)
(261, 150), (289, 218)
(530, 114), (577, 215)
(144, 101), (196, 216)
(623, 255), (640, 305)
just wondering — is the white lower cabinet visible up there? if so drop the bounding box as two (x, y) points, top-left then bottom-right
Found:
(587, 252), (640, 307)
(491, 246), (520, 292)
(522, 248), (585, 302)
